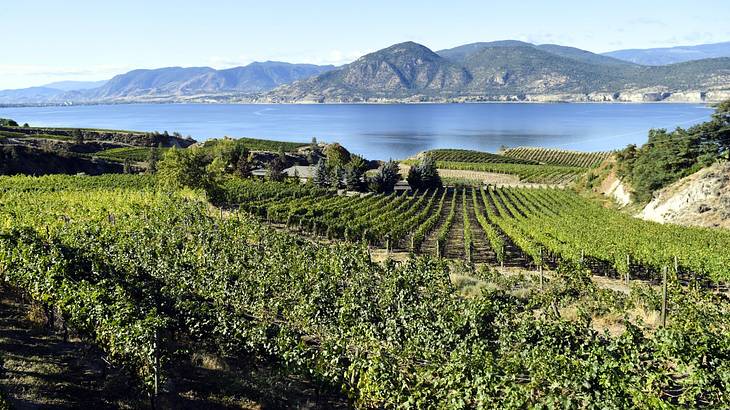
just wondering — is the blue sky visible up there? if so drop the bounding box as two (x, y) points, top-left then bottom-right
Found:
(2, 0), (729, 89)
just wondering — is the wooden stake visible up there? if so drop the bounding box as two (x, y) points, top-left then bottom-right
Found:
(626, 254), (630, 285)
(661, 266), (668, 328)
(539, 248), (544, 290)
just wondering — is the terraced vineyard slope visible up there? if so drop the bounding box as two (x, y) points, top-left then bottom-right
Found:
(502, 146), (612, 167)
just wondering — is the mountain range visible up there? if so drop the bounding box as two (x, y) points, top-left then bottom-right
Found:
(2, 40), (730, 104)
(263, 41), (730, 103)
(0, 62), (335, 104)
(603, 41), (730, 66)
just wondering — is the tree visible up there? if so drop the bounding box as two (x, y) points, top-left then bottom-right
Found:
(123, 158), (133, 174)
(368, 160), (401, 193)
(307, 137), (321, 165)
(345, 154), (367, 191)
(234, 151), (252, 178)
(158, 147), (209, 190)
(147, 143), (162, 174)
(616, 100), (730, 202)
(72, 129), (84, 144)
(267, 147), (287, 182)
(313, 159), (330, 187)
(407, 156), (441, 190)
(324, 143), (351, 168)
(0, 118), (18, 127)
(331, 165), (345, 189)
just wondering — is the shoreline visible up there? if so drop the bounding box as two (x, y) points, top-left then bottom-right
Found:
(0, 100), (718, 109)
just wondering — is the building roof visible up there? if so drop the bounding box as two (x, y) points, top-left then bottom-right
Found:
(251, 167), (268, 177)
(284, 165), (316, 179)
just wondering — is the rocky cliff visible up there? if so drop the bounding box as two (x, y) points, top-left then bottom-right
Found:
(639, 161), (730, 229)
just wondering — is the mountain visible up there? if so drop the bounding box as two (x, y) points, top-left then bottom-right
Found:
(41, 79), (108, 91)
(438, 41), (633, 67)
(87, 66), (216, 99)
(84, 62), (336, 101)
(3, 41), (730, 104)
(263, 41), (730, 103)
(266, 42), (470, 102)
(604, 41), (730, 65)
(0, 62), (336, 104)
(0, 87), (66, 104)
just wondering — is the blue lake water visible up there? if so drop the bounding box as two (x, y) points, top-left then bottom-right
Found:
(0, 103), (713, 160)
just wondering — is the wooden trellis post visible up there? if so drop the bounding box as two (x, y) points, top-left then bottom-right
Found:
(625, 254), (630, 285)
(539, 248), (544, 290)
(661, 266), (668, 328)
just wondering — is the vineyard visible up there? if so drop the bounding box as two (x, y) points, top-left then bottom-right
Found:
(1, 174), (729, 407)
(218, 178), (730, 284)
(419, 148), (538, 164)
(502, 146), (612, 168)
(402, 159), (585, 184)
(95, 147), (167, 162)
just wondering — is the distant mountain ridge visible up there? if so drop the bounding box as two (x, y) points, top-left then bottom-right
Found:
(2, 40), (730, 104)
(263, 41), (730, 103)
(0, 61), (335, 104)
(41, 80), (109, 91)
(603, 41), (730, 65)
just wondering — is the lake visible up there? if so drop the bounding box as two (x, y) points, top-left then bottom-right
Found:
(0, 103), (713, 160)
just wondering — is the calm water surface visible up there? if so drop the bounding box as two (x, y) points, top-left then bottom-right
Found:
(0, 103), (713, 160)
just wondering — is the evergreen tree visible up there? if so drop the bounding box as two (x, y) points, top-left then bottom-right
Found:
(147, 143), (162, 174)
(368, 160), (400, 193)
(313, 159), (330, 187)
(72, 129), (84, 144)
(407, 155), (441, 190)
(331, 165), (345, 189)
(344, 155), (367, 191)
(123, 158), (132, 174)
